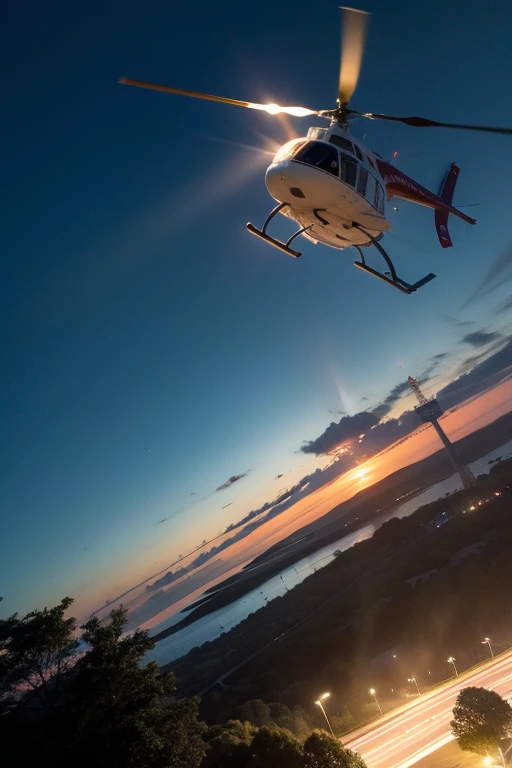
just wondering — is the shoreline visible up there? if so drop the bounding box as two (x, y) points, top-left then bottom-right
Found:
(151, 408), (512, 644)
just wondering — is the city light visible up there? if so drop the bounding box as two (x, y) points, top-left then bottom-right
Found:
(314, 693), (334, 737)
(447, 657), (458, 676)
(483, 758), (493, 767)
(407, 677), (421, 695)
(369, 688), (383, 715)
(482, 637), (494, 657)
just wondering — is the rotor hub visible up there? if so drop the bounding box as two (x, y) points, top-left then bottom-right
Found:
(318, 102), (354, 129)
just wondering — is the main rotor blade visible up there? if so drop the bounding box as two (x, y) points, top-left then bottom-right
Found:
(119, 78), (318, 117)
(361, 111), (512, 135)
(338, 7), (370, 105)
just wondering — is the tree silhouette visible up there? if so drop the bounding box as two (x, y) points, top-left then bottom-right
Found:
(451, 687), (512, 758)
(203, 720), (255, 767)
(248, 725), (303, 768)
(70, 607), (206, 767)
(303, 730), (368, 768)
(0, 596), (78, 710)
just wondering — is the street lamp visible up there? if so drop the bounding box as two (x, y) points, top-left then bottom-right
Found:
(369, 688), (383, 715)
(482, 637), (494, 658)
(483, 757), (493, 767)
(447, 657), (458, 676)
(408, 677), (421, 695)
(314, 693), (334, 737)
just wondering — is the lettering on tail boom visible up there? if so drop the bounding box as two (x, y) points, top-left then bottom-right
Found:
(376, 159), (476, 249)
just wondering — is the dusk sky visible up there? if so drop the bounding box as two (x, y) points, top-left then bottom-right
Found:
(2, 0), (512, 620)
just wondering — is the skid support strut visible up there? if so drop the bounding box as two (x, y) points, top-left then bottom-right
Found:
(352, 224), (436, 294)
(247, 203), (312, 258)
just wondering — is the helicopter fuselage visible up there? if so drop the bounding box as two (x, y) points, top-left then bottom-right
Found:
(265, 125), (391, 250)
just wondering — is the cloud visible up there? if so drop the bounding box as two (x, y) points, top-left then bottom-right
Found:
(371, 380), (412, 419)
(301, 411), (379, 455)
(452, 352), (488, 378)
(370, 404), (391, 420)
(419, 361), (439, 379)
(437, 336), (512, 407)
(216, 472), (249, 492)
(443, 315), (473, 327)
(417, 352), (450, 381)
(383, 380), (411, 402)
(497, 297), (512, 315)
(461, 330), (501, 348)
(302, 376), (420, 456)
(461, 242), (512, 307)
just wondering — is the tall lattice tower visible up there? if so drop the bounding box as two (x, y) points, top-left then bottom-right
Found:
(408, 376), (476, 490)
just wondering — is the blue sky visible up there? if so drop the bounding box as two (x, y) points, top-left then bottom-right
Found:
(2, 0), (512, 618)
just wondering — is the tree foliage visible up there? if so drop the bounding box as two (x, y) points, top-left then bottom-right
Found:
(248, 724), (304, 768)
(235, 698), (271, 727)
(68, 607), (206, 767)
(0, 596), (78, 709)
(203, 721), (303, 768)
(303, 730), (367, 768)
(451, 686), (512, 757)
(203, 720), (256, 767)
(203, 721), (369, 768)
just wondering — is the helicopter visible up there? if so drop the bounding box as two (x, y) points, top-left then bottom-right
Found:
(119, 8), (512, 295)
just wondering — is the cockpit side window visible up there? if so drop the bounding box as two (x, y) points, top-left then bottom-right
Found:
(375, 182), (385, 213)
(339, 152), (357, 187)
(357, 167), (368, 197)
(366, 174), (377, 205)
(294, 142), (340, 176)
(354, 145), (364, 161)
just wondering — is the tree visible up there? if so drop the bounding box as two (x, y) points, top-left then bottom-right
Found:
(451, 687), (512, 758)
(69, 607), (206, 768)
(204, 722), (303, 768)
(203, 720), (255, 767)
(372, 517), (422, 550)
(329, 705), (355, 736)
(235, 698), (271, 727)
(248, 725), (303, 768)
(303, 730), (368, 768)
(0, 596), (78, 710)
(269, 702), (312, 739)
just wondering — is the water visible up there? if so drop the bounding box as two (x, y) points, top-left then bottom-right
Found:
(145, 440), (512, 666)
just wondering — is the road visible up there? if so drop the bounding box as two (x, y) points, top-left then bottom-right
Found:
(344, 649), (512, 768)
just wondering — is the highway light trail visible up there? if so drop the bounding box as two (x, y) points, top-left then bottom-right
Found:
(343, 649), (512, 768)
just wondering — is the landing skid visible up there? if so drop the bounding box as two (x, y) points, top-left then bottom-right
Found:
(247, 202), (313, 258)
(352, 224), (436, 295)
(247, 206), (435, 294)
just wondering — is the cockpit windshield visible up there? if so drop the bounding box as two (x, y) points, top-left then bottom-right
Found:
(294, 142), (339, 177)
(272, 139), (386, 210)
(272, 139), (307, 164)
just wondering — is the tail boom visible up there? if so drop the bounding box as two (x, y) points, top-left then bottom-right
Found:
(376, 159), (476, 248)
